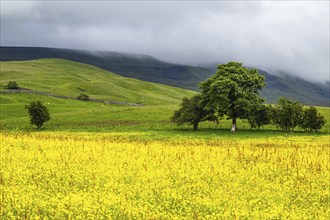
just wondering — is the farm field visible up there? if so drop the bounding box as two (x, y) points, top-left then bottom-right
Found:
(1, 58), (330, 219)
(1, 93), (329, 133)
(1, 1), (330, 219)
(1, 131), (329, 219)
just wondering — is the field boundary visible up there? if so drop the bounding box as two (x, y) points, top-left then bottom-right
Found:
(0, 89), (144, 106)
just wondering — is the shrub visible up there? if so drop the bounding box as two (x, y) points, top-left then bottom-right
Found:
(5, 81), (19, 89)
(25, 101), (51, 129)
(77, 93), (89, 101)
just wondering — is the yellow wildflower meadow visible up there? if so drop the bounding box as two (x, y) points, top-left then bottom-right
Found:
(0, 132), (329, 219)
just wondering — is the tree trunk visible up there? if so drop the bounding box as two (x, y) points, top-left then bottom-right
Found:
(193, 122), (198, 131)
(231, 118), (237, 132)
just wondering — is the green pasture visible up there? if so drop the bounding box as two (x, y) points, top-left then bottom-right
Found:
(1, 93), (329, 136)
(0, 59), (195, 105)
(1, 58), (329, 136)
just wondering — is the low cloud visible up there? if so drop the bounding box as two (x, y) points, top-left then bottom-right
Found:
(1, 1), (329, 81)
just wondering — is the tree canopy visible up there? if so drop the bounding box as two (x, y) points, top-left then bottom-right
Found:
(200, 62), (266, 131)
(300, 106), (326, 132)
(171, 94), (218, 130)
(247, 104), (270, 130)
(269, 97), (303, 131)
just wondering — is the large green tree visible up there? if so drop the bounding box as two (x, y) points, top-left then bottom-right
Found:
(200, 62), (266, 131)
(171, 94), (218, 130)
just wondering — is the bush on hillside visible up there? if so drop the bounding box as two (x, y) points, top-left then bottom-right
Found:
(77, 93), (89, 101)
(25, 101), (51, 129)
(5, 81), (19, 89)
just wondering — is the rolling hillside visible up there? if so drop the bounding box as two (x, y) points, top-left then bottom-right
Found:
(0, 46), (210, 91)
(0, 59), (195, 106)
(1, 46), (329, 106)
(0, 58), (196, 130)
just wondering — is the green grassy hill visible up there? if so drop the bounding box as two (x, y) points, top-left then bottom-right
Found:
(0, 59), (195, 105)
(0, 46), (211, 91)
(0, 58), (196, 130)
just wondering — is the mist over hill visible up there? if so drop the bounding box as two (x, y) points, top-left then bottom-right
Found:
(1, 46), (329, 106)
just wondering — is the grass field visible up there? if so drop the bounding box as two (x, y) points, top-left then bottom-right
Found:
(1, 93), (329, 133)
(0, 59), (195, 105)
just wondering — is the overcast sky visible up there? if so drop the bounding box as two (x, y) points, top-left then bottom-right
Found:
(1, 1), (329, 82)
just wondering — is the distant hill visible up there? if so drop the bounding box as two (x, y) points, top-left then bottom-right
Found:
(258, 70), (329, 106)
(1, 46), (329, 106)
(0, 59), (195, 105)
(0, 46), (210, 91)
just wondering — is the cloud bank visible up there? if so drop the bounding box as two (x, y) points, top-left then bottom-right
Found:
(1, 1), (329, 81)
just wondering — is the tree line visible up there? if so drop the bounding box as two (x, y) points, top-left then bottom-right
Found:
(171, 62), (326, 132)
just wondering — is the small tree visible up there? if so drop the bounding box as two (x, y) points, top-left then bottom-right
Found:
(5, 81), (19, 89)
(77, 93), (89, 101)
(299, 106), (326, 132)
(270, 97), (303, 131)
(247, 104), (270, 130)
(25, 101), (51, 129)
(171, 94), (218, 130)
